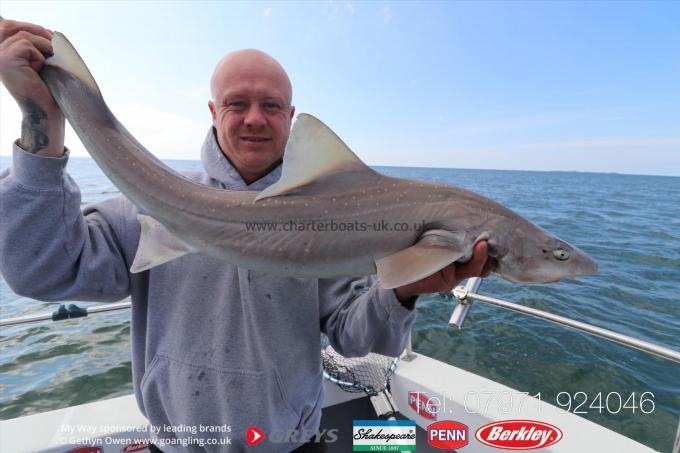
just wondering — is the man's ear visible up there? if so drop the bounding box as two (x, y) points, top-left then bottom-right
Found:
(289, 105), (295, 120)
(208, 100), (217, 122)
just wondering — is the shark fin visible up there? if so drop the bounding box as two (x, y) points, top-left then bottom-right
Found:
(45, 32), (103, 98)
(376, 230), (465, 289)
(255, 114), (376, 201)
(130, 215), (195, 273)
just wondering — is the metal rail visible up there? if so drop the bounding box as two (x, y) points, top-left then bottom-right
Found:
(444, 277), (680, 452)
(3, 280), (679, 365)
(0, 301), (131, 327)
(447, 277), (680, 364)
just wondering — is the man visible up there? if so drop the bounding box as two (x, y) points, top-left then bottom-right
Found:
(0, 19), (495, 452)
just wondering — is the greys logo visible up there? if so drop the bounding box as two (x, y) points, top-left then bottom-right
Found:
(268, 428), (339, 444)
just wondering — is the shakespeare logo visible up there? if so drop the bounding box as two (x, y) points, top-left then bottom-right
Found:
(353, 420), (416, 451)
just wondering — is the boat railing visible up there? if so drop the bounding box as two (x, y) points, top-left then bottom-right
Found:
(2, 278), (679, 365)
(0, 300), (132, 327)
(445, 277), (680, 364)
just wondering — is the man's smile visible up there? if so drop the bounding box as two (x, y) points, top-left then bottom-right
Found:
(241, 136), (271, 142)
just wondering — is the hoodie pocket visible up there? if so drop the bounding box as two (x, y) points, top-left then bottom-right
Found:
(140, 352), (299, 443)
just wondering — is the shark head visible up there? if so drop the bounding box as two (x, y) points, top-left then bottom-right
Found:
(494, 222), (598, 283)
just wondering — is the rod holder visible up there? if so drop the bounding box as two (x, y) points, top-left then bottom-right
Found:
(449, 277), (483, 329)
(402, 332), (418, 362)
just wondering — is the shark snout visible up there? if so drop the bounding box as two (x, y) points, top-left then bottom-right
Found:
(576, 252), (598, 276)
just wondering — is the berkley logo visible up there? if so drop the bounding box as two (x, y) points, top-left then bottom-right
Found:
(408, 391), (438, 420)
(475, 420), (563, 450)
(427, 420), (468, 449)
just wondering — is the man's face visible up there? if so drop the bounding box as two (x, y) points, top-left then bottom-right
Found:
(209, 54), (294, 184)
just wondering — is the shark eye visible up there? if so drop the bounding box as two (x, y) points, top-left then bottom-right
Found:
(553, 248), (570, 261)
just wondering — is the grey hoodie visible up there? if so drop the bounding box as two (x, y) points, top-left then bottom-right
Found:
(0, 128), (417, 452)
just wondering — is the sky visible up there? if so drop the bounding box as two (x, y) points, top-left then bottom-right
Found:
(1, 1), (679, 176)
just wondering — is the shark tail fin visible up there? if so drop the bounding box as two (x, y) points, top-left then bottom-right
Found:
(43, 32), (103, 99)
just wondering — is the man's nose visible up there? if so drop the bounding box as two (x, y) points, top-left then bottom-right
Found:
(244, 105), (267, 128)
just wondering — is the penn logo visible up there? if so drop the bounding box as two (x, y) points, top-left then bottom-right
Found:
(475, 420), (563, 450)
(408, 391), (438, 420)
(427, 420), (468, 450)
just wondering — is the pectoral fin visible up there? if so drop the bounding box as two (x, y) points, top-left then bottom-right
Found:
(130, 215), (194, 273)
(376, 230), (465, 289)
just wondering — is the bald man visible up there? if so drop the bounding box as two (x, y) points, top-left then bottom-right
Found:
(0, 19), (494, 453)
(207, 50), (294, 184)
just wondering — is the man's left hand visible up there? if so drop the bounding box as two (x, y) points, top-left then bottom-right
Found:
(393, 240), (497, 303)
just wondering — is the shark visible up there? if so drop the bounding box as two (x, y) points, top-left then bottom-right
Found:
(39, 31), (597, 289)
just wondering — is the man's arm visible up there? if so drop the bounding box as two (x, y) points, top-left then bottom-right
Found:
(0, 19), (132, 301)
(320, 276), (414, 358)
(0, 145), (134, 301)
(320, 242), (495, 358)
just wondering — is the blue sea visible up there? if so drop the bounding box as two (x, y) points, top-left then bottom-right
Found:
(1, 156), (678, 451)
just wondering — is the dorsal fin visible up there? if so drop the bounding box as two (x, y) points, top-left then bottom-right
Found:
(255, 113), (375, 201)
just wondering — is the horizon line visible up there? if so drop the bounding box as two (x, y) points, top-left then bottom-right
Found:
(2, 154), (677, 179)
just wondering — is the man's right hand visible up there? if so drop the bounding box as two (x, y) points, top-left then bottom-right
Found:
(0, 18), (65, 156)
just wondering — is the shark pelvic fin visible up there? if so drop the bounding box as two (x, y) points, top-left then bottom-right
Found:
(255, 113), (376, 201)
(376, 230), (465, 289)
(130, 215), (195, 273)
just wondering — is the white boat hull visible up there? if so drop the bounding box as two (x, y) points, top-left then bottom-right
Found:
(0, 352), (656, 453)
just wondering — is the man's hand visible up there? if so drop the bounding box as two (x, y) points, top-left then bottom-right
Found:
(394, 241), (497, 303)
(0, 18), (65, 156)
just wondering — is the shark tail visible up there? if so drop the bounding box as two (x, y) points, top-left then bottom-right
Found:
(42, 32), (104, 99)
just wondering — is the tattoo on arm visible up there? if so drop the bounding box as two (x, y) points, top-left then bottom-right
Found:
(19, 98), (50, 154)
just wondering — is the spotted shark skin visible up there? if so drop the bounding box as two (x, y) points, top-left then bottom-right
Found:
(39, 31), (597, 288)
